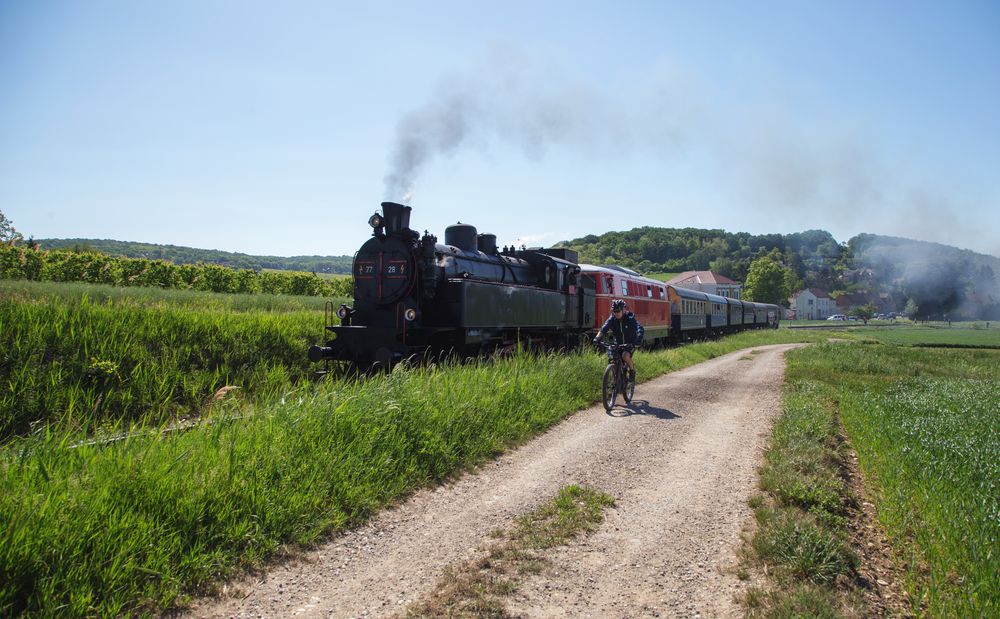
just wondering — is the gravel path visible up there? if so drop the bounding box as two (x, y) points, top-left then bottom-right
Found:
(187, 343), (801, 618)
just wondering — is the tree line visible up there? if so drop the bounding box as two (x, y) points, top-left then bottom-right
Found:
(0, 243), (352, 298)
(35, 238), (354, 274)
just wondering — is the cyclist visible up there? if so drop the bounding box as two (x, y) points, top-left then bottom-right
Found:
(594, 298), (644, 381)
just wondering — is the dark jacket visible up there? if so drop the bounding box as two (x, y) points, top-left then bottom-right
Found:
(596, 311), (644, 345)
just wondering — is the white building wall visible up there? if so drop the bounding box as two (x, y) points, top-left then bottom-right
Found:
(793, 290), (836, 319)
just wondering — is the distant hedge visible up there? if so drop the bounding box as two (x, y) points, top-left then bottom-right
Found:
(0, 244), (352, 297)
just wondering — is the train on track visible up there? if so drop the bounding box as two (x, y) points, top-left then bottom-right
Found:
(308, 202), (780, 369)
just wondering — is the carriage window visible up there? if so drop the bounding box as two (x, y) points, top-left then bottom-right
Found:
(660, 287), (665, 300)
(621, 280), (628, 296)
(647, 285), (653, 298)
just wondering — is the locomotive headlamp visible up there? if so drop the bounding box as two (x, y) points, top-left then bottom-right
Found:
(336, 304), (353, 320)
(368, 213), (383, 229)
(404, 308), (418, 322)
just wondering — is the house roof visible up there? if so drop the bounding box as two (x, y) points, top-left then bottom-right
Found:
(665, 270), (739, 286)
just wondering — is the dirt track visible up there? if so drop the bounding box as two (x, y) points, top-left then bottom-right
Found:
(188, 343), (801, 618)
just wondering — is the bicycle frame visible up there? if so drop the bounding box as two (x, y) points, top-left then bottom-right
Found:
(601, 343), (634, 410)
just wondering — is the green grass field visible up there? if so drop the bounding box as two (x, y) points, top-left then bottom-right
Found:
(834, 346), (999, 616)
(861, 323), (1000, 347)
(0, 279), (340, 311)
(750, 331), (999, 617)
(0, 280), (344, 439)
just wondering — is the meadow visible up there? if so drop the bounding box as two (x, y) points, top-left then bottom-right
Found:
(0, 325), (836, 617)
(861, 322), (1000, 347)
(0, 280), (345, 439)
(747, 331), (999, 617)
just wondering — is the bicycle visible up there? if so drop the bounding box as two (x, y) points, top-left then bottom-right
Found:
(600, 343), (635, 411)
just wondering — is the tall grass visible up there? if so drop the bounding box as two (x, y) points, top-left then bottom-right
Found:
(1, 279), (342, 312)
(0, 280), (333, 438)
(779, 343), (1000, 617)
(0, 329), (835, 616)
(743, 343), (861, 617)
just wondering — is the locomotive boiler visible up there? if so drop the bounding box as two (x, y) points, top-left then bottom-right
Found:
(308, 202), (597, 368)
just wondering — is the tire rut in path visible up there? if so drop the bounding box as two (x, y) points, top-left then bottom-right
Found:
(187, 343), (801, 618)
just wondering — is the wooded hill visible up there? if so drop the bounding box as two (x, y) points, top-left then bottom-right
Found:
(556, 227), (848, 291)
(557, 228), (1000, 320)
(36, 238), (354, 274)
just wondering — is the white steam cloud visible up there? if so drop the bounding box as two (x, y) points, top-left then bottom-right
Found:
(383, 49), (644, 201)
(381, 48), (997, 257)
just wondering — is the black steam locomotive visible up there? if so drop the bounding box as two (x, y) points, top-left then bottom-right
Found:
(308, 202), (597, 369)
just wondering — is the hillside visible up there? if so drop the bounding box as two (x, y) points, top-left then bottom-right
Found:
(556, 227), (848, 291)
(36, 238), (353, 274)
(557, 228), (1000, 320)
(849, 233), (1000, 320)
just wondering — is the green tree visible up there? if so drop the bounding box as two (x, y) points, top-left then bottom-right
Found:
(783, 268), (803, 300)
(1, 210), (24, 245)
(743, 255), (792, 305)
(709, 256), (738, 279)
(851, 302), (877, 325)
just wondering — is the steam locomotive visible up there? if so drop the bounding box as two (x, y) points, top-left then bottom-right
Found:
(308, 202), (780, 369)
(308, 202), (596, 369)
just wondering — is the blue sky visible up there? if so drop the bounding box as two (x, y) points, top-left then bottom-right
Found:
(2, 1), (998, 257)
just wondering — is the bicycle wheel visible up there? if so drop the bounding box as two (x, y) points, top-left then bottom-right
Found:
(623, 367), (635, 403)
(602, 364), (618, 411)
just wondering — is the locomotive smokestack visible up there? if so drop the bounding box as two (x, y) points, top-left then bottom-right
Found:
(380, 202), (412, 235)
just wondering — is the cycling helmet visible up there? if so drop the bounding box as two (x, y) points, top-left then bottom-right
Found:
(611, 298), (626, 312)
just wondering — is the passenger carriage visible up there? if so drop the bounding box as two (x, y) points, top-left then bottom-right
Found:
(666, 285), (709, 342)
(705, 292), (730, 334)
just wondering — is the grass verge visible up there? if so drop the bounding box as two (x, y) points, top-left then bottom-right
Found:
(1, 329), (840, 616)
(743, 340), (999, 618)
(405, 485), (615, 617)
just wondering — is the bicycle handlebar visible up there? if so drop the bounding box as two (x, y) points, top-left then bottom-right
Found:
(596, 341), (635, 351)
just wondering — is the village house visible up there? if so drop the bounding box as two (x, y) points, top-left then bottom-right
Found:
(790, 288), (837, 319)
(666, 271), (742, 299)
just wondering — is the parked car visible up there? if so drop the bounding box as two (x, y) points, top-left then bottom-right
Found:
(826, 314), (847, 321)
